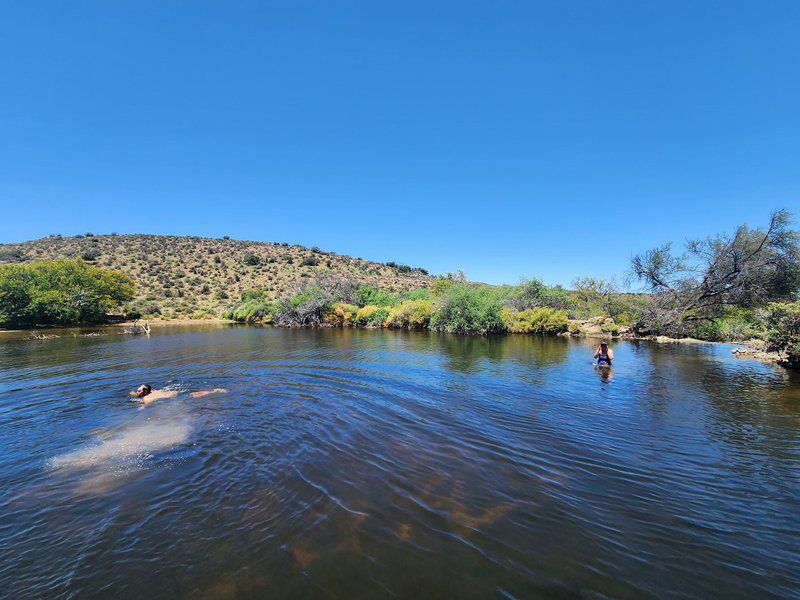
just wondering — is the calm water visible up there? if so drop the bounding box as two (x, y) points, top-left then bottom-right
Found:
(1, 326), (799, 599)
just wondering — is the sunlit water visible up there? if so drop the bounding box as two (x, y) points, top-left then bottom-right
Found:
(1, 325), (798, 599)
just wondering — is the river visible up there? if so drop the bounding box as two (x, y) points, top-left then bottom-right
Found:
(0, 325), (798, 598)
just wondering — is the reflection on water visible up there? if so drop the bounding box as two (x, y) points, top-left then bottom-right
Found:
(0, 325), (799, 599)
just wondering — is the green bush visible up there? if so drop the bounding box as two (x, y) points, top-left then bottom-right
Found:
(356, 284), (400, 307)
(716, 307), (765, 341)
(353, 304), (389, 327)
(225, 299), (274, 323)
(502, 307), (568, 334)
(272, 285), (333, 326)
(241, 289), (269, 302)
(430, 278), (454, 297)
(401, 287), (432, 302)
(600, 320), (621, 336)
(683, 319), (724, 341)
(765, 302), (800, 367)
(503, 278), (572, 311)
(385, 299), (434, 329)
(0, 259), (135, 327)
(430, 284), (505, 335)
(80, 248), (101, 261)
(568, 321), (584, 335)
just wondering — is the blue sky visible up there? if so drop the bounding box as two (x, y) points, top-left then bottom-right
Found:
(1, 1), (798, 286)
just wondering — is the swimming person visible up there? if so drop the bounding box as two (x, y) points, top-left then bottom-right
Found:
(594, 341), (614, 366)
(131, 384), (228, 406)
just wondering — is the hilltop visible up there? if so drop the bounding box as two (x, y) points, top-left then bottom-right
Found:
(0, 234), (433, 319)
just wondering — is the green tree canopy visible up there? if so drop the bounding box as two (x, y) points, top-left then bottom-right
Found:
(0, 259), (135, 327)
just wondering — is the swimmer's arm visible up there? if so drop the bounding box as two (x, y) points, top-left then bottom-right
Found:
(608, 349), (615, 360)
(593, 347), (601, 358)
(189, 388), (228, 398)
(141, 390), (179, 405)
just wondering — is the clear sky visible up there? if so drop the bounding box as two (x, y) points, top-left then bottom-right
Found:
(1, 1), (798, 286)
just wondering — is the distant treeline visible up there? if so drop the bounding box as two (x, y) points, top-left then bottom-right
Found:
(225, 275), (573, 335)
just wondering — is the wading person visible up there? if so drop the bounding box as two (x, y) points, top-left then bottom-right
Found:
(594, 341), (614, 366)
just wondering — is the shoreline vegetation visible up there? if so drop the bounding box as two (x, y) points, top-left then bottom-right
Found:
(1, 210), (799, 368)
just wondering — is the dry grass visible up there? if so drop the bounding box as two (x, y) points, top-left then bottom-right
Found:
(1, 234), (433, 319)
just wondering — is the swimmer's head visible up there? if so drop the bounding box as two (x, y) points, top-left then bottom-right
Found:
(134, 384), (152, 398)
(600, 341), (609, 348)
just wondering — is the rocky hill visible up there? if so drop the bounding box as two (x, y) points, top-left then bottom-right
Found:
(0, 234), (433, 319)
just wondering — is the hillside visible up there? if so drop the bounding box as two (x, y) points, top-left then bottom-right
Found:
(0, 234), (433, 319)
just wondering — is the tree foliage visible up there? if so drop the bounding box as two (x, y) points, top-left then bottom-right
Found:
(0, 260), (135, 327)
(430, 284), (505, 335)
(764, 302), (800, 368)
(630, 210), (799, 335)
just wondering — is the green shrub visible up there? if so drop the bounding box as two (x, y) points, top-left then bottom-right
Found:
(385, 300), (434, 329)
(243, 252), (261, 266)
(241, 289), (268, 302)
(351, 304), (387, 327)
(0, 259), (134, 327)
(272, 285), (333, 326)
(600, 320), (621, 336)
(503, 278), (572, 311)
(430, 278), (454, 297)
(430, 284), (505, 335)
(502, 307), (568, 334)
(684, 319), (723, 341)
(401, 287), (432, 302)
(225, 299), (274, 323)
(716, 307), (765, 341)
(765, 302), (800, 367)
(80, 248), (101, 261)
(568, 321), (584, 335)
(356, 284), (400, 307)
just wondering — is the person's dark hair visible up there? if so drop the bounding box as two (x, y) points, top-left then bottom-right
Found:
(600, 341), (608, 346)
(141, 384), (152, 394)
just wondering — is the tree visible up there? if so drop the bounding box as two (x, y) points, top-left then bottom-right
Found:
(0, 260), (135, 327)
(630, 210), (800, 335)
(571, 276), (629, 319)
(505, 278), (572, 311)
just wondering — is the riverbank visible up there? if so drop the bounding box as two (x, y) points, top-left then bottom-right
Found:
(0, 318), (234, 338)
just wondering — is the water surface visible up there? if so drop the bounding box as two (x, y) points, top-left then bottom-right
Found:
(1, 326), (798, 598)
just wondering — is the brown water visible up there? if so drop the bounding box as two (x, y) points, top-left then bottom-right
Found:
(0, 325), (798, 599)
